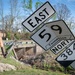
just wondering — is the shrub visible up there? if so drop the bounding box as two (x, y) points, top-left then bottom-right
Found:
(14, 33), (20, 40)
(6, 32), (11, 40)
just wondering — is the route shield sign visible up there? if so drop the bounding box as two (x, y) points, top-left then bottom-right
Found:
(22, 1), (55, 32)
(56, 41), (75, 68)
(51, 40), (74, 54)
(31, 25), (60, 50)
(46, 20), (75, 40)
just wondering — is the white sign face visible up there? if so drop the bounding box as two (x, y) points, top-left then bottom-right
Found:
(31, 25), (60, 50)
(56, 41), (75, 67)
(46, 20), (75, 40)
(51, 40), (74, 54)
(22, 1), (55, 32)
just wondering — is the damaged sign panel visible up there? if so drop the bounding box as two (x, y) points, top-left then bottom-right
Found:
(56, 41), (75, 68)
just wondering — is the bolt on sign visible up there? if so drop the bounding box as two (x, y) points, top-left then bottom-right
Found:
(22, 1), (55, 32)
(56, 41), (75, 68)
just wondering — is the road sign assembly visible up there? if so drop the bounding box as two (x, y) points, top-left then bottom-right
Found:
(31, 25), (60, 50)
(22, 1), (55, 32)
(30, 19), (75, 51)
(56, 41), (75, 68)
(46, 20), (75, 40)
(22, 1), (75, 69)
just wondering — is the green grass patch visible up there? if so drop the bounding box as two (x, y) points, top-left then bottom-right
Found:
(0, 55), (70, 75)
(0, 45), (71, 75)
(0, 68), (70, 75)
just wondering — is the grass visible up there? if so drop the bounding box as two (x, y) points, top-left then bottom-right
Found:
(0, 55), (70, 75)
(0, 68), (70, 75)
(0, 47), (71, 75)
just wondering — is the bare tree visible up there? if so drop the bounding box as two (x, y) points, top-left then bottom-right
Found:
(4, 15), (12, 31)
(9, 0), (18, 31)
(0, 0), (4, 30)
(54, 3), (71, 21)
(4, 0), (19, 32)
(0, 0), (5, 39)
(66, 17), (75, 29)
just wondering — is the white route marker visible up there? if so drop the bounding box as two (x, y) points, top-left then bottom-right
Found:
(31, 25), (60, 50)
(46, 20), (75, 40)
(22, 1), (55, 32)
(56, 41), (75, 68)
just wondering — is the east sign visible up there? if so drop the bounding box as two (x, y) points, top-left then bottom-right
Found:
(22, 1), (55, 32)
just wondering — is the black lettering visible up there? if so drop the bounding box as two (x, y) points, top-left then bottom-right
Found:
(61, 41), (66, 46)
(66, 49), (73, 55)
(69, 39), (73, 42)
(57, 45), (62, 49)
(35, 17), (42, 24)
(73, 43), (75, 50)
(28, 19), (37, 28)
(65, 40), (70, 43)
(39, 12), (46, 19)
(43, 8), (49, 15)
(52, 47), (59, 53)
(61, 54), (68, 60)
(51, 25), (62, 34)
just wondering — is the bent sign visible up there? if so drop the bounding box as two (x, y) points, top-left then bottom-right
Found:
(22, 1), (55, 32)
(56, 41), (75, 68)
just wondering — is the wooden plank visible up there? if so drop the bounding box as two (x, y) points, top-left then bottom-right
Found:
(12, 49), (18, 60)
